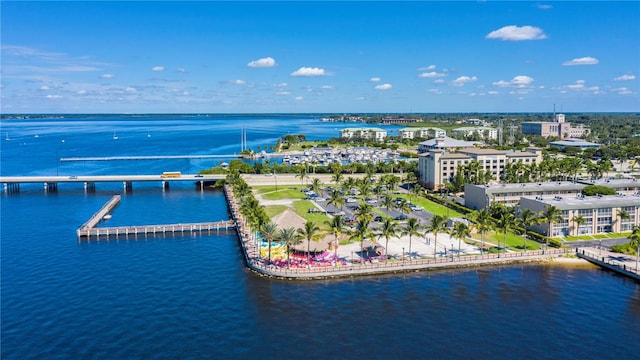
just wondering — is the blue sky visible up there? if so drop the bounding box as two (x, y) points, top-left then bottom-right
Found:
(1, 1), (638, 113)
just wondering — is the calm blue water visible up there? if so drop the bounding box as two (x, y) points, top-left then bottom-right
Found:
(1, 115), (639, 359)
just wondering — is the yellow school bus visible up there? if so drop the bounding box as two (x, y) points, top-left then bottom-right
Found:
(160, 171), (182, 178)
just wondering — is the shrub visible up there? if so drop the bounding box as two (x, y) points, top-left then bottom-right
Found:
(582, 184), (616, 196)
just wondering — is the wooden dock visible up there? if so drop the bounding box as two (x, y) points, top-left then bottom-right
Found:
(76, 194), (235, 239)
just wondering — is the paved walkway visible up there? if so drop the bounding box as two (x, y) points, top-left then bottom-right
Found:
(577, 247), (639, 279)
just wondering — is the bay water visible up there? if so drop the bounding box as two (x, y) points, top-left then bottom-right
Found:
(1, 115), (639, 359)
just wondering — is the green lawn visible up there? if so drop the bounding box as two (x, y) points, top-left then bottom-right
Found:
(470, 231), (541, 251)
(292, 200), (331, 230)
(258, 188), (306, 201)
(264, 205), (288, 219)
(395, 194), (464, 218)
(563, 232), (631, 242)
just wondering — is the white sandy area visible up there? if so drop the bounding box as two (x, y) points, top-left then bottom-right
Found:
(335, 232), (482, 261)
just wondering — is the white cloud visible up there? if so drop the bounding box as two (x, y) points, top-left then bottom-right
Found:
(126, 87), (137, 93)
(427, 89), (442, 94)
(564, 80), (599, 92)
(614, 74), (636, 81)
(370, 77), (381, 82)
(100, 74), (114, 79)
(493, 75), (534, 87)
(295, 96), (304, 101)
(433, 79), (446, 84)
(537, 4), (553, 10)
(451, 76), (477, 86)
(77, 90), (87, 95)
(177, 68), (186, 73)
(321, 85), (334, 90)
(419, 71), (447, 78)
(247, 57), (276, 68)
(276, 91), (291, 95)
(486, 25), (547, 41)
(229, 79), (246, 85)
(374, 83), (392, 90)
(418, 65), (437, 71)
(488, 91), (500, 95)
(290, 67), (326, 76)
(152, 66), (165, 72)
(562, 57), (599, 66)
(39, 85), (49, 90)
(274, 82), (288, 88)
(512, 75), (534, 85)
(46, 94), (62, 99)
(356, 96), (366, 101)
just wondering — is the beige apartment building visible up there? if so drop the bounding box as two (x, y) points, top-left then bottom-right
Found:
(521, 114), (590, 140)
(520, 194), (640, 237)
(340, 127), (387, 142)
(418, 147), (543, 190)
(398, 127), (446, 139)
(465, 178), (640, 210)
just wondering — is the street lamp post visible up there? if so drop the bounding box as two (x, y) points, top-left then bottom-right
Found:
(402, 247), (405, 264)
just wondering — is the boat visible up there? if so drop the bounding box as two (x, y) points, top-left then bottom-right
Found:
(4, 134), (10, 141)
(113, 131), (118, 140)
(103, 214), (112, 220)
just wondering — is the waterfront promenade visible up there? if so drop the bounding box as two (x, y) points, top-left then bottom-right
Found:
(577, 247), (640, 280)
(224, 184), (570, 280)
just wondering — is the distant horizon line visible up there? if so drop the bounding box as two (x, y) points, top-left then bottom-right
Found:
(2, 111), (639, 117)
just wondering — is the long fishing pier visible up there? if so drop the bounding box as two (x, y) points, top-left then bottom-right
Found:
(77, 195), (235, 239)
(1, 174), (223, 193)
(60, 155), (240, 161)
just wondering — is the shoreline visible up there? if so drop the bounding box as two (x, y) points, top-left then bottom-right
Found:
(224, 184), (580, 280)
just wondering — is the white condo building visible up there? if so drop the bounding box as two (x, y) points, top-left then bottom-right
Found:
(340, 128), (387, 142)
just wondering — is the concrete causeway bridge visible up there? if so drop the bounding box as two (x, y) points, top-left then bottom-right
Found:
(0, 174), (224, 193)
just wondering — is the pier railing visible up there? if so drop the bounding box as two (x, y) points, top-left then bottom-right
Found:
(576, 248), (640, 281)
(78, 221), (236, 239)
(77, 194), (235, 239)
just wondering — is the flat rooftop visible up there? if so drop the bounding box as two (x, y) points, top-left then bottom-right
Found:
(523, 194), (640, 210)
(467, 181), (585, 194)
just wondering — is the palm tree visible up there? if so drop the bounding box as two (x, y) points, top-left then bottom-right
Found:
(310, 177), (323, 195)
(395, 198), (411, 215)
(383, 194), (395, 213)
(356, 178), (372, 201)
(377, 217), (399, 258)
(278, 227), (301, 269)
(327, 189), (345, 212)
(261, 221), (278, 263)
(629, 226), (640, 272)
(495, 212), (517, 254)
(540, 205), (563, 249)
(351, 218), (373, 262)
(325, 215), (345, 260)
(354, 202), (374, 223)
(472, 209), (494, 255)
(449, 222), (471, 258)
(571, 215), (586, 237)
(295, 165), (308, 186)
(331, 170), (344, 185)
(428, 215), (449, 259)
(617, 209), (630, 233)
(410, 183), (425, 204)
(518, 208), (539, 252)
(401, 217), (423, 261)
(297, 221), (321, 263)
